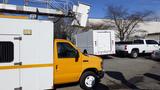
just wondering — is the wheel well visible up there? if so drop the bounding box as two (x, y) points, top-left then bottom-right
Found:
(79, 68), (98, 81)
(82, 68), (98, 75)
(142, 50), (145, 53)
(132, 48), (139, 53)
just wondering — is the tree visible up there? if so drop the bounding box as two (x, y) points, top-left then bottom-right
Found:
(53, 17), (83, 43)
(107, 5), (152, 41)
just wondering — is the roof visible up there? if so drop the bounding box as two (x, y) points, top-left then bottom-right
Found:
(148, 32), (160, 35)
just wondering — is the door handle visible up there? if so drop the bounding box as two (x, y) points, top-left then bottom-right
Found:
(56, 65), (58, 70)
(14, 87), (22, 90)
(95, 41), (97, 47)
(83, 60), (89, 62)
(14, 62), (22, 65)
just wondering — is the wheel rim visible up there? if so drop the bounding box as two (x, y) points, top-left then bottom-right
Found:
(133, 52), (137, 57)
(85, 75), (95, 88)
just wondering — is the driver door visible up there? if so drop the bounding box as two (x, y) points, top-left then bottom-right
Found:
(54, 41), (82, 84)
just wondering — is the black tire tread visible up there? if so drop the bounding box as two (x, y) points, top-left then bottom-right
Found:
(80, 71), (97, 90)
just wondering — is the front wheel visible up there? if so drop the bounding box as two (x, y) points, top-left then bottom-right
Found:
(80, 71), (97, 90)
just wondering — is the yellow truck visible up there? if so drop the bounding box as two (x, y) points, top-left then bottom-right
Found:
(0, 16), (104, 90)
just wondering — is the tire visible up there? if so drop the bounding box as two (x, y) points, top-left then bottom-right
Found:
(80, 71), (97, 90)
(131, 50), (138, 58)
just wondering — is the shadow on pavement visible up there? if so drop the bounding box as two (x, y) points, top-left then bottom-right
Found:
(105, 71), (139, 89)
(128, 76), (144, 84)
(144, 73), (160, 81)
(99, 55), (114, 59)
(93, 83), (109, 90)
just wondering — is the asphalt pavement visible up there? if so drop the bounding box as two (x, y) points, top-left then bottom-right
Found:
(57, 56), (160, 90)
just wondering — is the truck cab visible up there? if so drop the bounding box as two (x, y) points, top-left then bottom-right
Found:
(54, 39), (104, 89)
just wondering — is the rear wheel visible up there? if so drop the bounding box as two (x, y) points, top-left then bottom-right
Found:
(131, 50), (138, 58)
(80, 71), (97, 90)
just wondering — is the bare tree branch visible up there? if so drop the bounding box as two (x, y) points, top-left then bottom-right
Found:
(106, 5), (152, 41)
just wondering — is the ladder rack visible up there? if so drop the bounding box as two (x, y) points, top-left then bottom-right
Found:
(0, 3), (67, 17)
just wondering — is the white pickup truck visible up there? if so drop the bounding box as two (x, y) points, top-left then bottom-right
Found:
(116, 39), (160, 58)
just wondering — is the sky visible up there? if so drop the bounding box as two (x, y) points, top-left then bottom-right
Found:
(79, 0), (160, 18)
(2, 0), (160, 18)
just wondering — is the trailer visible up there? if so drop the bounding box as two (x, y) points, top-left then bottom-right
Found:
(75, 30), (115, 55)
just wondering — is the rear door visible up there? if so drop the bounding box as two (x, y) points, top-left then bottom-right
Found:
(0, 35), (21, 90)
(94, 31), (111, 55)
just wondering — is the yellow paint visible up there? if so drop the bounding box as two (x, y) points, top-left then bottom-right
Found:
(54, 39), (102, 84)
(0, 14), (28, 19)
(0, 63), (53, 70)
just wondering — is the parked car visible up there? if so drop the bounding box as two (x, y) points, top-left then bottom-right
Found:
(151, 50), (160, 60)
(116, 39), (160, 58)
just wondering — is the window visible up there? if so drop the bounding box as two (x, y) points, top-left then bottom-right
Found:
(57, 42), (78, 58)
(0, 42), (14, 63)
(134, 40), (144, 44)
(146, 40), (158, 44)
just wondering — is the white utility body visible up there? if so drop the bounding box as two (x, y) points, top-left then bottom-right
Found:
(0, 18), (53, 90)
(76, 30), (115, 55)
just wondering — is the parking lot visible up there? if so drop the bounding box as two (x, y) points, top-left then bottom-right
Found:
(57, 56), (160, 90)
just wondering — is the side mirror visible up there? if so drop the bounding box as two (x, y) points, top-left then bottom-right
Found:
(83, 49), (88, 55)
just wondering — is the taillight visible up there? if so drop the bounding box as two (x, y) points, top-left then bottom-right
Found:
(125, 45), (127, 50)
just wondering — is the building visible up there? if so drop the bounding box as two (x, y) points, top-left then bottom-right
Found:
(137, 22), (160, 42)
(88, 18), (160, 42)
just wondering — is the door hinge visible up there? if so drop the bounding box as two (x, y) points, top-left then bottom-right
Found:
(14, 87), (22, 90)
(14, 62), (22, 66)
(14, 37), (22, 40)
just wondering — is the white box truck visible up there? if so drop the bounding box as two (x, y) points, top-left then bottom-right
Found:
(75, 30), (115, 55)
(0, 17), (104, 90)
